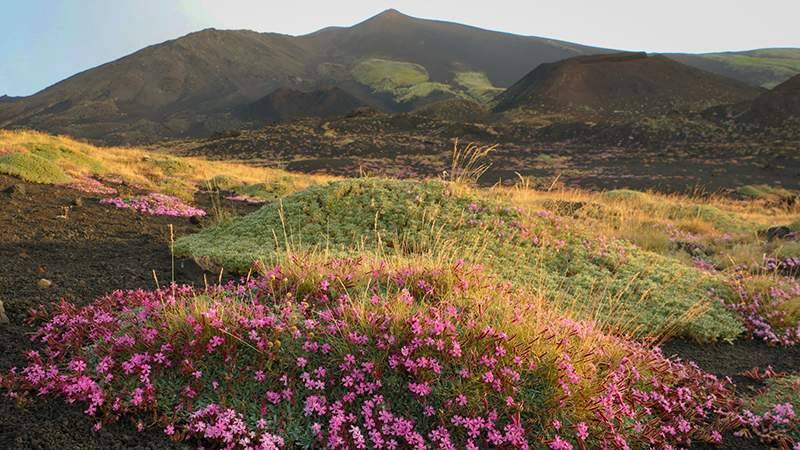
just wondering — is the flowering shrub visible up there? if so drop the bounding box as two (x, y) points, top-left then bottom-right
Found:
(2, 258), (747, 449)
(722, 278), (800, 346)
(100, 193), (206, 217)
(765, 256), (800, 277)
(741, 375), (800, 446)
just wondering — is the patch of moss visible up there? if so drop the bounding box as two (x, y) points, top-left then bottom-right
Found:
(351, 59), (430, 92)
(0, 152), (72, 184)
(24, 143), (105, 174)
(453, 71), (504, 103)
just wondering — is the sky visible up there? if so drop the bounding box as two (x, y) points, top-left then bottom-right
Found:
(1, 0), (799, 96)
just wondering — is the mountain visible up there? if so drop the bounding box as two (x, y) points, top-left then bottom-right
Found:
(734, 74), (800, 125)
(668, 49), (800, 89)
(0, 9), (606, 144)
(238, 87), (364, 122)
(493, 52), (763, 115)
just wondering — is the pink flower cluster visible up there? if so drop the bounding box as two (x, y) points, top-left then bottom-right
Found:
(100, 193), (206, 217)
(0, 259), (786, 448)
(738, 402), (797, 447)
(63, 175), (118, 195)
(721, 279), (800, 346)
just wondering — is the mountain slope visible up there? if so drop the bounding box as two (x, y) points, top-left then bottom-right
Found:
(0, 9), (605, 144)
(494, 52), (763, 115)
(669, 49), (800, 89)
(238, 87), (364, 122)
(301, 9), (601, 87)
(737, 74), (800, 124)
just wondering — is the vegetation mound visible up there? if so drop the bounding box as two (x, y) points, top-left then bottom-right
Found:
(176, 178), (743, 342)
(2, 258), (743, 449)
(0, 152), (72, 184)
(494, 52), (762, 115)
(0, 130), (332, 200)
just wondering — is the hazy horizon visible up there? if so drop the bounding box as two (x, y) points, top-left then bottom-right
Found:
(2, 0), (799, 96)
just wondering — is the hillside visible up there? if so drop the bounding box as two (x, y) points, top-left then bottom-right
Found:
(238, 87), (364, 122)
(494, 52), (763, 115)
(0, 9), (604, 144)
(738, 73), (800, 125)
(669, 48), (800, 88)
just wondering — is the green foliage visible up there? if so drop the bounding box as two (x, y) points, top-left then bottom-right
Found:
(351, 58), (430, 92)
(396, 82), (456, 102)
(208, 175), (241, 190)
(208, 175), (304, 201)
(702, 50), (800, 88)
(233, 179), (294, 200)
(150, 157), (191, 176)
(747, 375), (800, 441)
(603, 189), (756, 233)
(177, 178), (743, 341)
(602, 189), (647, 202)
(736, 184), (795, 202)
(350, 59), (488, 103)
(453, 71), (504, 103)
(0, 152), (72, 184)
(24, 142), (106, 174)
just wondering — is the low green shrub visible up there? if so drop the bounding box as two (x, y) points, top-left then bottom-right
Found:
(177, 178), (744, 341)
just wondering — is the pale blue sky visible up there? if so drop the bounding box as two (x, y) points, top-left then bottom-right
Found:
(2, 0), (799, 96)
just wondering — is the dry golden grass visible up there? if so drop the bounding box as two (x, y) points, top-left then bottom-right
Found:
(495, 182), (799, 247)
(0, 130), (335, 200)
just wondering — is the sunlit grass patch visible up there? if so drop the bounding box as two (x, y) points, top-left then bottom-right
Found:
(0, 130), (334, 200)
(176, 177), (743, 342)
(0, 152), (72, 184)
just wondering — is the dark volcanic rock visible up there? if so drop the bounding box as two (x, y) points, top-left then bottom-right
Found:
(3, 184), (26, 196)
(239, 87), (364, 123)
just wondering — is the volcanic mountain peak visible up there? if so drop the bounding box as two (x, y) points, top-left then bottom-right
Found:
(371, 8), (410, 20)
(494, 51), (763, 115)
(0, 10), (795, 144)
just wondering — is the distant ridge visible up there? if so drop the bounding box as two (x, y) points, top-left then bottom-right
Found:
(494, 52), (763, 115)
(0, 9), (604, 144)
(0, 10), (796, 143)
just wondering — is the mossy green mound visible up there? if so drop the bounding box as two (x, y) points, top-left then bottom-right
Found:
(176, 178), (743, 341)
(0, 152), (72, 184)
